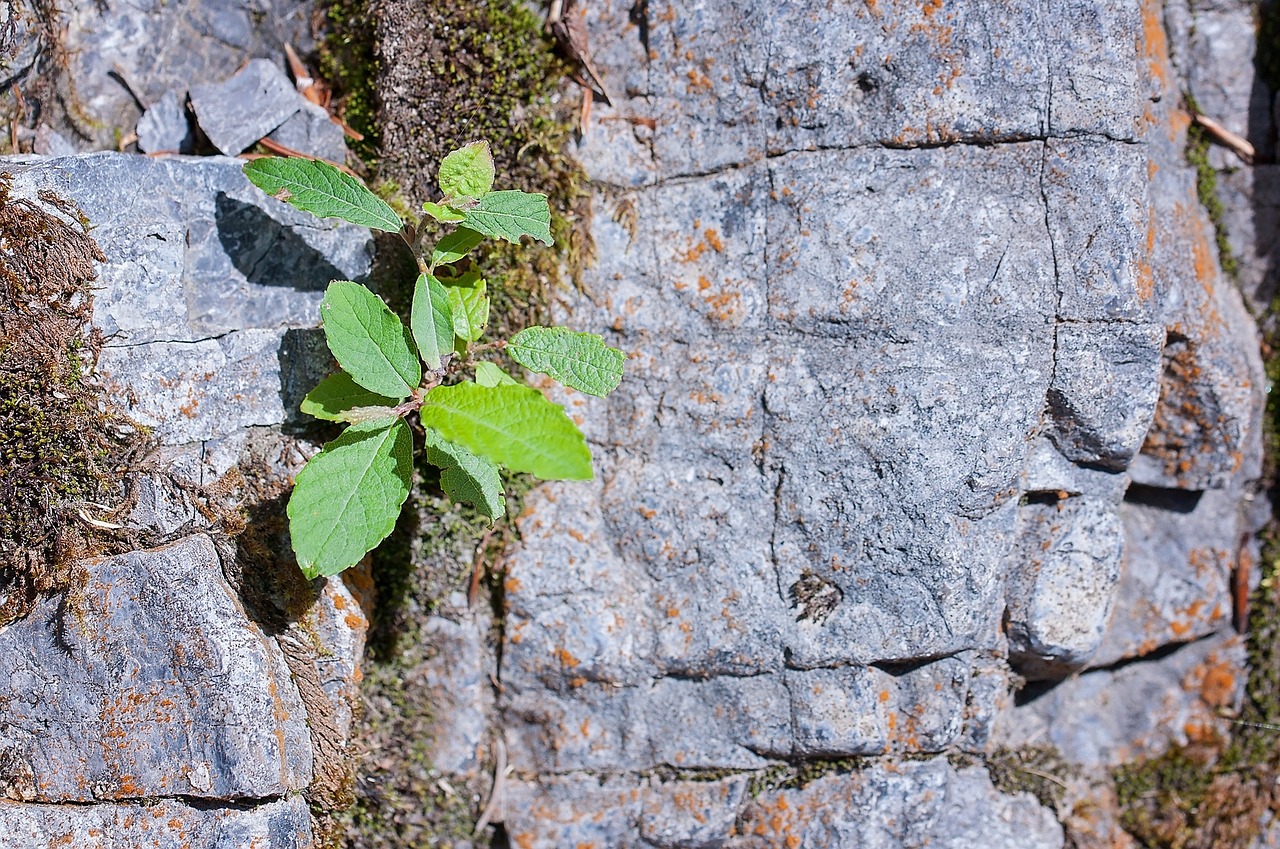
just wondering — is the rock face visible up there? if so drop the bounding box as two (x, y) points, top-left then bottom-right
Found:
(405, 0), (1265, 846)
(51, 1), (317, 152)
(0, 1), (1274, 847)
(0, 154), (372, 846)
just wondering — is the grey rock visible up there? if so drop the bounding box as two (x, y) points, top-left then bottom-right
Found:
(124, 469), (203, 538)
(490, 0), (1267, 842)
(0, 146), (372, 842)
(0, 154), (372, 347)
(730, 760), (1064, 849)
(999, 629), (1244, 769)
(1043, 138), (1153, 323)
(1005, 497), (1125, 678)
(639, 775), (749, 848)
(52, 1), (316, 151)
(1045, 323), (1166, 470)
(136, 89), (192, 154)
(418, 613), (497, 776)
(1090, 486), (1240, 667)
(268, 100), (348, 162)
(0, 796), (313, 848)
(190, 59), (302, 155)
(31, 124), (75, 158)
(0, 0), (40, 88)
(0, 152), (373, 446)
(0, 534), (312, 802)
(502, 760), (1061, 849)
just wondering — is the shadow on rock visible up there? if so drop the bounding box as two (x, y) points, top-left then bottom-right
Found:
(215, 192), (347, 291)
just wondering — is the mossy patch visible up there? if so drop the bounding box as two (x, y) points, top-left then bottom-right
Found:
(1111, 314), (1280, 847)
(320, 0), (592, 842)
(0, 173), (138, 623)
(1183, 93), (1240, 281)
(981, 746), (1072, 813)
(318, 0), (380, 165)
(745, 757), (869, 798)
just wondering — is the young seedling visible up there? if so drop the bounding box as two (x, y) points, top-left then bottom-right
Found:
(243, 142), (623, 578)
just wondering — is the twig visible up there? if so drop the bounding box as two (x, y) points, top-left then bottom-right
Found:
(474, 737), (509, 835)
(283, 44), (312, 90)
(9, 84), (23, 153)
(1018, 765), (1069, 790)
(1190, 111), (1255, 165)
(468, 526), (497, 609)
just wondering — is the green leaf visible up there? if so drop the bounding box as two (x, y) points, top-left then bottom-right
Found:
(445, 277), (490, 343)
(421, 382), (593, 480)
(410, 273), (455, 371)
(300, 372), (399, 422)
(460, 190), (553, 246)
(475, 361), (518, 387)
(243, 157), (403, 233)
(288, 417), (413, 577)
(438, 141), (495, 200)
(425, 429), (506, 520)
(422, 200), (466, 223)
(430, 228), (485, 268)
(322, 281), (421, 398)
(507, 326), (625, 397)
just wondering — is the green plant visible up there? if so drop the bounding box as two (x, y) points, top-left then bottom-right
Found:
(243, 142), (623, 578)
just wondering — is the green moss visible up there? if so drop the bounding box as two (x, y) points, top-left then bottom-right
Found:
(1183, 97), (1240, 281)
(1109, 339), (1280, 846)
(982, 746), (1071, 813)
(0, 175), (136, 624)
(745, 758), (868, 798)
(318, 0), (380, 164)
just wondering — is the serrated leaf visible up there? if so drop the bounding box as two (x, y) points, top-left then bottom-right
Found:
(421, 382), (593, 480)
(243, 157), (403, 232)
(425, 428), (506, 519)
(438, 141), (495, 200)
(507, 326), (625, 397)
(300, 372), (399, 422)
(430, 228), (485, 268)
(411, 273), (455, 370)
(460, 190), (553, 246)
(288, 418), (412, 577)
(422, 200), (466, 223)
(475, 361), (518, 387)
(322, 281), (421, 398)
(445, 277), (489, 343)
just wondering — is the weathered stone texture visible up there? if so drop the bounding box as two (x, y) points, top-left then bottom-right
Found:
(0, 797), (314, 848)
(54, 1), (316, 152)
(0, 534), (311, 802)
(501, 759), (1063, 849)
(487, 0), (1267, 845)
(0, 152), (372, 845)
(0, 154), (372, 445)
(190, 58), (303, 155)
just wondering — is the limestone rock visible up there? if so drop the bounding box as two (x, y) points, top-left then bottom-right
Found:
(0, 148), (374, 844)
(190, 59), (303, 155)
(0, 797), (314, 848)
(268, 100), (349, 162)
(52, 1), (317, 151)
(0, 534), (312, 802)
(486, 0), (1267, 844)
(136, 90), (192, 154)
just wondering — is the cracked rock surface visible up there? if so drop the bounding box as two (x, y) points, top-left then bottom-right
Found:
(0, 0), (1275, 846)
(0, 154), (372, 846)
(387, 0), (1268, 846)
